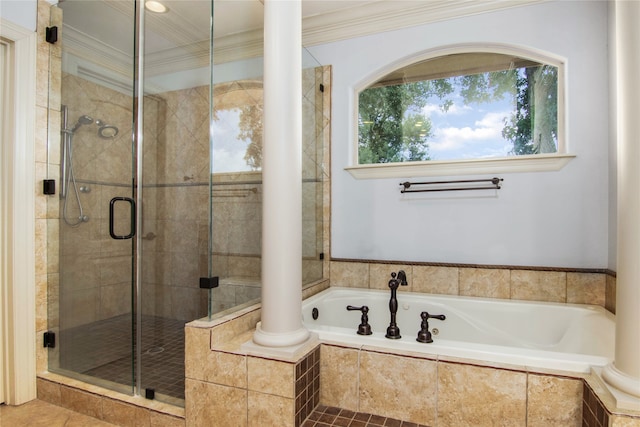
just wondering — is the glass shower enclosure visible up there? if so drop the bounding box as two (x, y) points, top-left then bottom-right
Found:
(47, 0), (326, 406)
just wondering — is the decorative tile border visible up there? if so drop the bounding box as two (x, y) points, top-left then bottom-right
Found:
(295, 346), (321, 427)
(584, 381), (610, 427)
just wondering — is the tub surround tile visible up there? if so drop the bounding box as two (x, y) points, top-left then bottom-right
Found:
(605, 274), (617, 314)
(360, 345), (438, 363)
(369, 264), (412, 291)
(437, 362), (527, 427)
(320, 345), (359, 411)
(436, 353), (528, 373)
(567, 273), (606, 306)
(412, 265), (459, 295)
(185, 379), (247, 427)
(459, 267), (510, 299)
(358, 352), (437, 426)
(330, 261), (369, 288)
(185, 326), (237, 385)
(527, 374), (582, 426)
(192, 347), (247, 388)
(248, 391), (295, 427)
(611, 416), (640, 427)
(248, 356), (295, 397)
(510, 270), (567, 302)
(207, 309), (262, 348)
(329, 260), (609, 308)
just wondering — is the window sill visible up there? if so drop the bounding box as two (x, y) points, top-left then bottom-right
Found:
(345, 154), (576, 179)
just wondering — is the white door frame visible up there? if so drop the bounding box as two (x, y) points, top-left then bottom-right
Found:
(0, 18), (38, 406)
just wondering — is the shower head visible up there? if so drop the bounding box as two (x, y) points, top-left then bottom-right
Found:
(95, 119), (119, 139)
(70, 115), (94, 132)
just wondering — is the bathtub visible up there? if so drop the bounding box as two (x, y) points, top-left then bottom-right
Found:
(302, 287), (615, 373)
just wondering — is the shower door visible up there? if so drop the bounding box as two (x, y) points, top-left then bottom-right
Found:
(137, 0), (215, 404)
(50, 0), (215, 405)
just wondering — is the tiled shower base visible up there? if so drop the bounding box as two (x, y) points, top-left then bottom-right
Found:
(57, 314), (186, 402)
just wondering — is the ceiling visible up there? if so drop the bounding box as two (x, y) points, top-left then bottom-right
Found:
(56, 0), (544, 88)
(58, 0), (379, 56)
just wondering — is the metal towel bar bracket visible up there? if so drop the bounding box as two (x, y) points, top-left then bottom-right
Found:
(400, 177), (503, 193)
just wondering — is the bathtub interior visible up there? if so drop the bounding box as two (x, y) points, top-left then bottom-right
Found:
(302, 287), (615, 372)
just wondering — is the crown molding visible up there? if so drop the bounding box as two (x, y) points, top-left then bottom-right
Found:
(61, 0), (547, 83)
(301, 0), (547, 46)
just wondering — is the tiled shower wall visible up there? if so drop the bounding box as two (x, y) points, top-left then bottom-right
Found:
(51, 69), (328, 327)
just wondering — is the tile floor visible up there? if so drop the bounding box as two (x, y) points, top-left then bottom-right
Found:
(56, 314), (186, 401)
(1, 400), (425, 427)
(303, 406), (430, 427)
(0, 399), (117, 427)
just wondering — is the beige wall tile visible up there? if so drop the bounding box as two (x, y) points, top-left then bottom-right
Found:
(206, 350), (247, 388)
(36, 333), (49, 373)
(185, 379), (247, 427)
(36, 273), (48, 331)
(459, 268), (510, 299)
(102, 398), (137, 427)
(185, 326), (247, 387)
(437, 362), (526, 427)
(527, 374), (582, 427)
(59, 385), (103, 420)
(510, 270), (566, 302)
(611, 416), (640, 427)
(330, 261), (369, 288)
(412, 265), (459, 295)
(359, 351), (437, 425)
(247, 357), (294, 398)
(247, 391), (295, 427)
(126, 406), (186, 427)
(605, 274), (616, 314)
(320, 344), (359, 411)
(148, 411), (186, 427)
(369, 264), (412, 291)
(37, 378), (62, 405)
(567, 273), (606, 306)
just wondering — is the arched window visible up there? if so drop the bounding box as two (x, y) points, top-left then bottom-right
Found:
(349, 45), (572, 178)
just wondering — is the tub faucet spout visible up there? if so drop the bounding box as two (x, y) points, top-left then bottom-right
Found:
(385, 270), (408, 339)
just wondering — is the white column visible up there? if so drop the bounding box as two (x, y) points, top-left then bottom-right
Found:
(253, 0), (309, 347)
(603, 0), (640, 399)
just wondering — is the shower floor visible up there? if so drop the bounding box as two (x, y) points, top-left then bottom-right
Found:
(60, 314), (186, 402)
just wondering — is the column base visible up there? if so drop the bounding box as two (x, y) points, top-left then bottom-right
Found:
(252, 321), (310, 348)
(601, 363), (640, 410)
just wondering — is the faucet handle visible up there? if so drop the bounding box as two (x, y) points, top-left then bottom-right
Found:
(416, 311), (446, 343)
(346, 305), (372, 335)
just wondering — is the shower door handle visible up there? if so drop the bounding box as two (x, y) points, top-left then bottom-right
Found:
(109, 197), (136, 239)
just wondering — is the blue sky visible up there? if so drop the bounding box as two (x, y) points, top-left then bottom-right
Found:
(421, 88), (516, 161)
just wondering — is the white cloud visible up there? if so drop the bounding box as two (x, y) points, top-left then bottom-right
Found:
(422, 102), (469, 117)
(429, 110), (509, 154)
(475, 111), (507, 129)
(212, 147), (252, 173)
